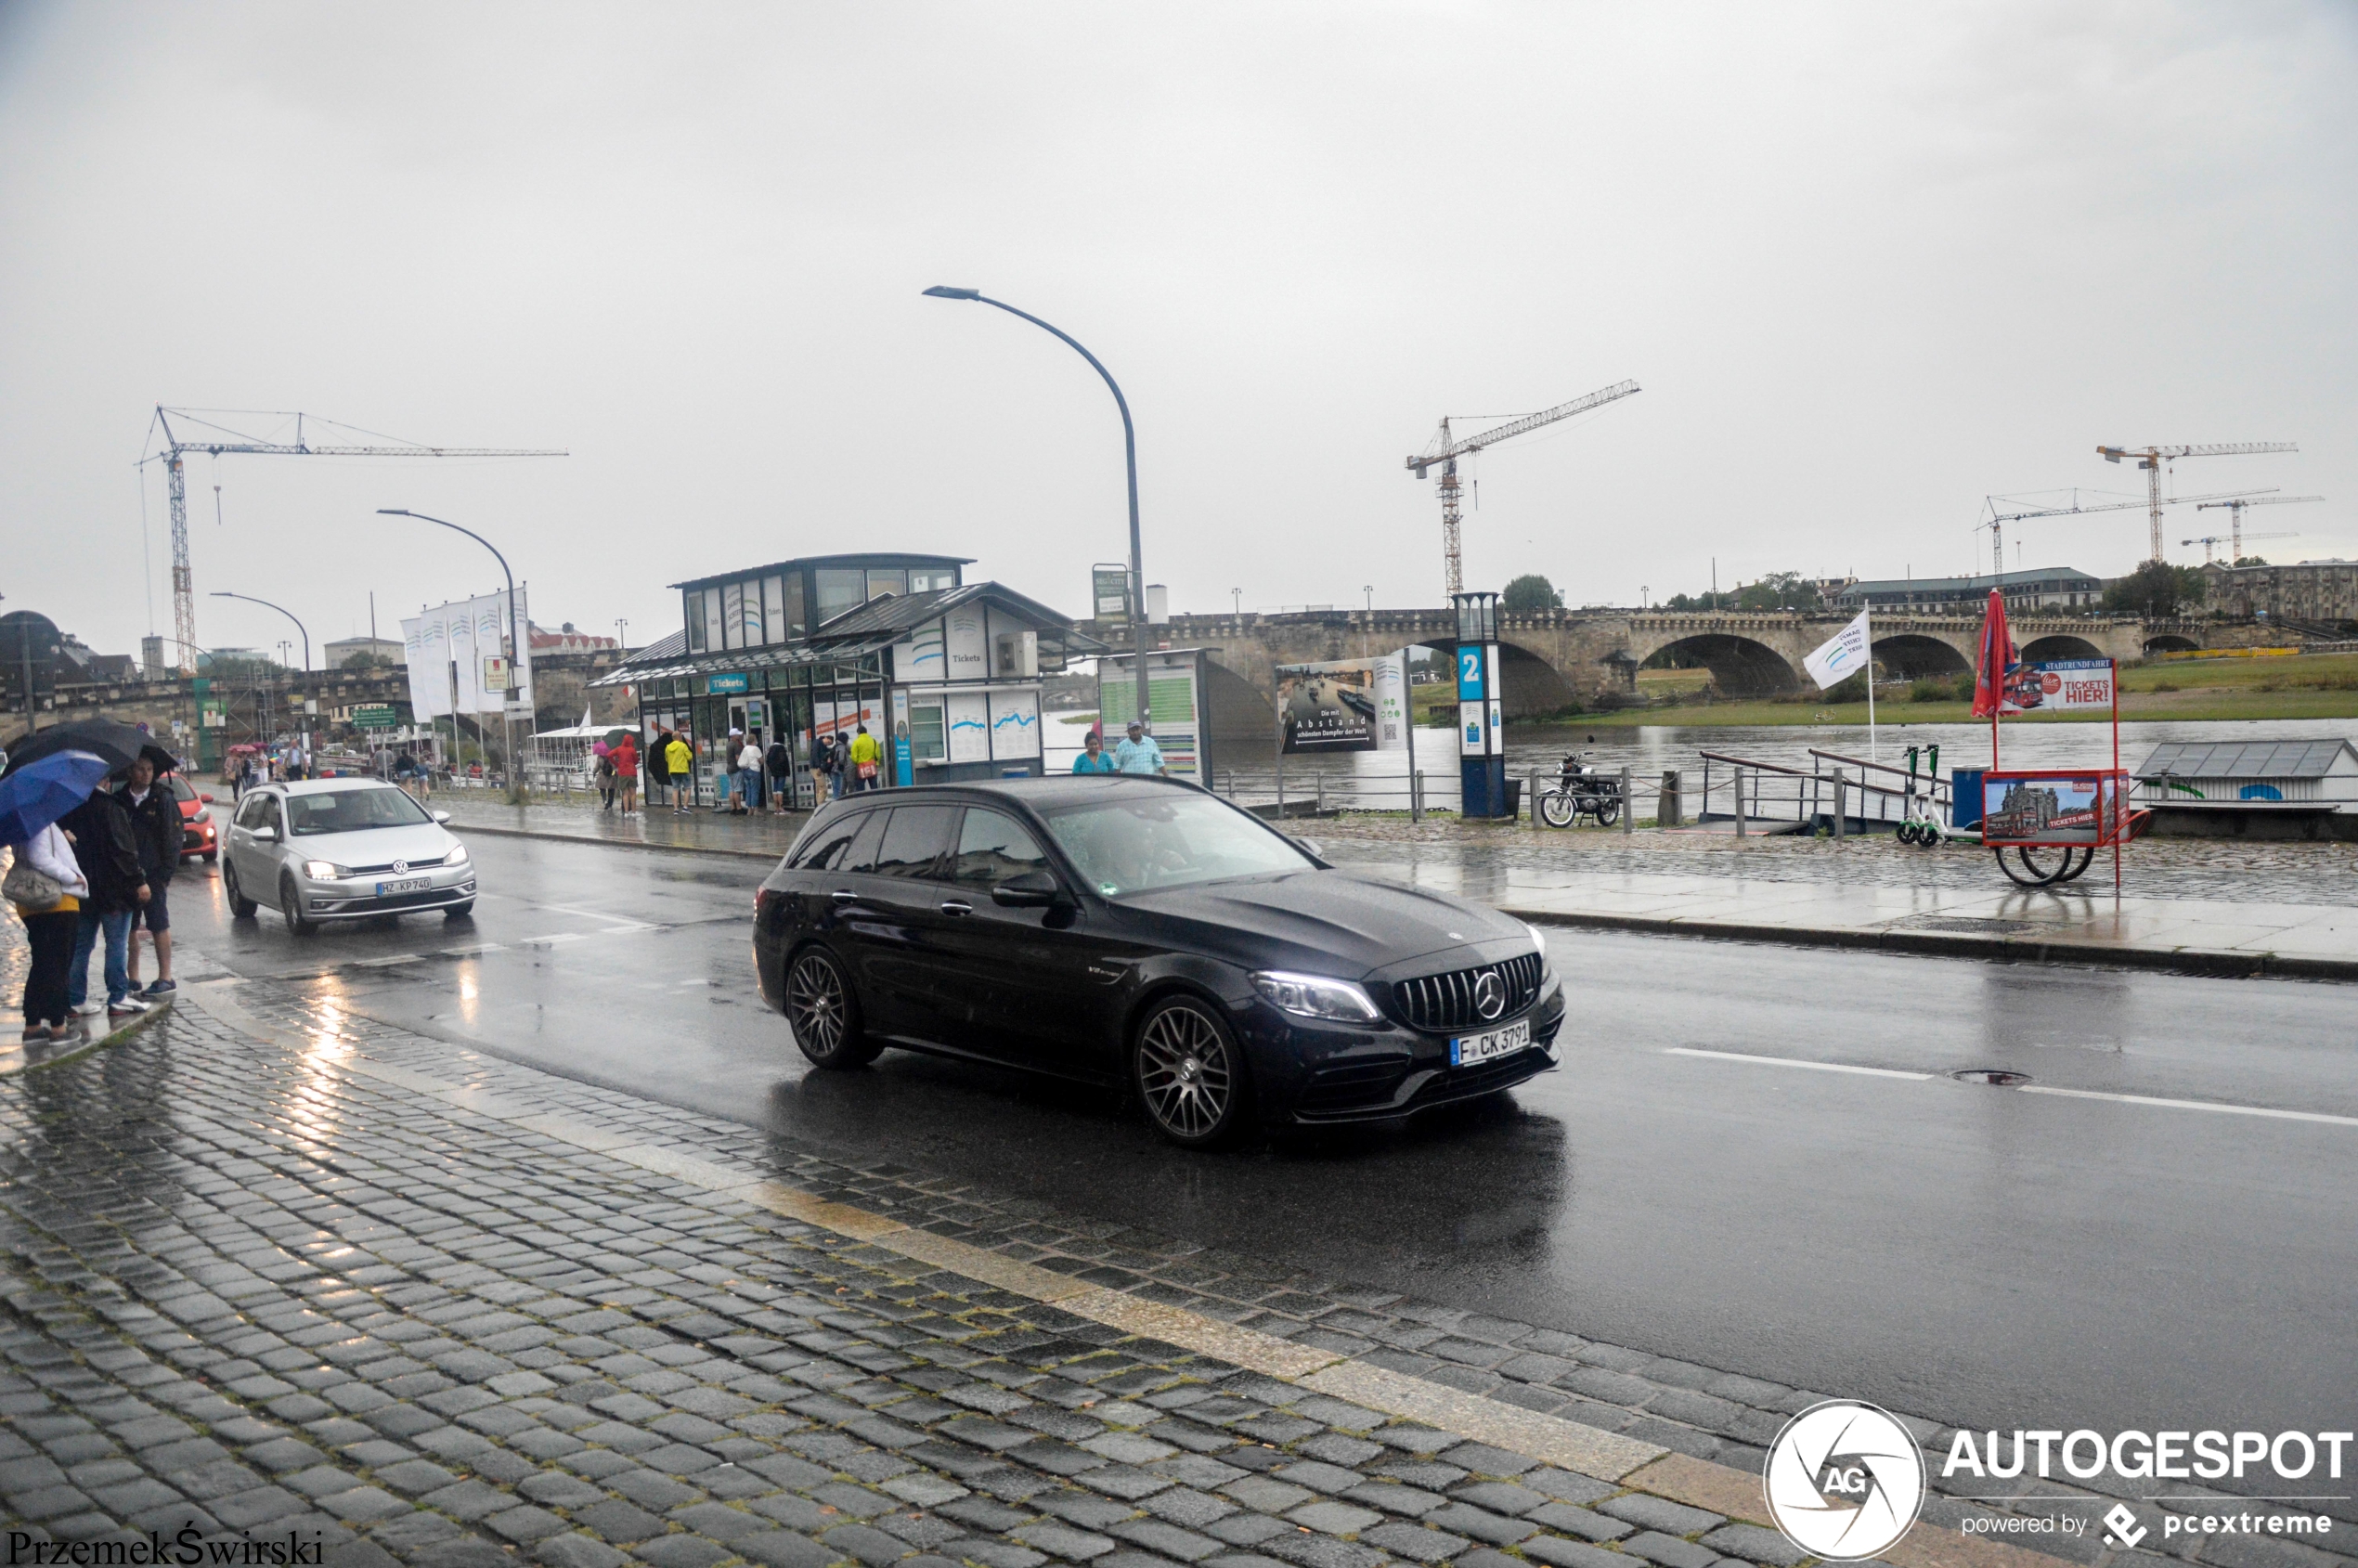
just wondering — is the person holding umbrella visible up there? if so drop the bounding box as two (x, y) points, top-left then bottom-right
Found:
(3, 750), (105, 1043)
(0, 719), (152, 1030)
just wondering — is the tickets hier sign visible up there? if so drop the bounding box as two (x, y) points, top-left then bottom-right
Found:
(1997, 658), (2114, 715)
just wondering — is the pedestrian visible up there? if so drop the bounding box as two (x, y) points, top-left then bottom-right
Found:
(733, 732), (762, 815)
(646, 729), (671, 807)
(848, 723), (881, 793)
(829, 731), (850, 797)
(1072, 730), (1117, 774)
(665, 729), (696, 815)
(596, 746), (617, 812)
(116, 755), (179, 998)
(809, 729), (835, 806)
(765, 732), (795, 815)
(613, 732), (639, 816)
(1112, 719), (1167, 776)
(6, 819), (85, 1043)
(59, 782), (150, 1020)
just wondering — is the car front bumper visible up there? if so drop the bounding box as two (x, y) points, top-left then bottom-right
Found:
(300, 866), (477, 919)
(1238, 974), (1568, 1126)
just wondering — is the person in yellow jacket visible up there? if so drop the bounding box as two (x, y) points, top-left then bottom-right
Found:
(847, 724), (882, 793)
(664, 731), (696, 815)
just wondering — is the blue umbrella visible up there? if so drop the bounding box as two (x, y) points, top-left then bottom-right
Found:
(0, 749), (114, 845)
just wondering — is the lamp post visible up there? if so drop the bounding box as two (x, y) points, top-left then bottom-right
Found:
(923, 286), (1151, 738)
(211, 590), (309, 672)
(378, 509), (528, 804)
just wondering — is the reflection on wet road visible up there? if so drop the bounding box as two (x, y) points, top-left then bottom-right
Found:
(171, 835), (2358, 1438)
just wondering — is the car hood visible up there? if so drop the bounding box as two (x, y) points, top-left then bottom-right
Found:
(287, 824), (456, 864)
(1119, 868), (1530, 979)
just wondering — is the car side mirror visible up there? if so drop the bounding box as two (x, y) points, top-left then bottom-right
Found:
(1292, 836), (1326, 860)
(252, 825), (279, 843)
(200, 793), (214, 803)
(991, 870), (1062, 908)
(433, 810), (452, 823)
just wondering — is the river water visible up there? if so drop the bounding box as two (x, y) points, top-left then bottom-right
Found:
(1043, 712), (2358, 816)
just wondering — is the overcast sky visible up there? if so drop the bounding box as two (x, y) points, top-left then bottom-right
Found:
(4, 2), (2353, 662)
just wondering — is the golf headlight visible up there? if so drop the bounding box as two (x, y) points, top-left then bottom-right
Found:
(303, 860), (353, 880)
(1526, 923), (1547, 958)
(1251, 971), (1381, 1022)
(446, 840), (468, 863)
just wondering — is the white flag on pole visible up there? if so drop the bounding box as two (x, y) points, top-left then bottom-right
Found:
(1803, 610), (1872, 690)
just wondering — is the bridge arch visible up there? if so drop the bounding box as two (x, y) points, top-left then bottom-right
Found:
(1639, 634), (1802, 697)
(2020, 633), (2105, 664)
(2144, 633), (2200, 655)
(1872, 633), (1972, 680)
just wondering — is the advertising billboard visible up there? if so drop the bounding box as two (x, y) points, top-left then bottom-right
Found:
(1097, 649), (1210, 783)
(1992, 658), (2115, 716)
(1979, 771), (2129, 846)
(401, 589), (533, 720)
(1276, 654), (1407, 755)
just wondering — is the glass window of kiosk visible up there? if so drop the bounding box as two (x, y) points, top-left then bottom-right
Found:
(866, 568), (906, 600)
(909, 566), (958, 593)
(815, 569), (865, 626)
(684, 590), (706, 653)
(910, 702), (946, 763)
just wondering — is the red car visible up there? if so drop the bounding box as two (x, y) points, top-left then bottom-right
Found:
(170, 775), (220, 862)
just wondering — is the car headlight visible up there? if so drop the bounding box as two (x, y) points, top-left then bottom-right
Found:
(1251, 971), (1382, 1023)
(302, 860), (354, 880)
(192, 809), (211, 824)
(446, 840), (468, 863)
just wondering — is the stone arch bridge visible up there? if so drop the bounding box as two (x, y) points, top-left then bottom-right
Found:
(1081, 608), (2203, 736)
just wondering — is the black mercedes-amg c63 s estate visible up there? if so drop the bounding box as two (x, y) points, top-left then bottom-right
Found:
(752, 775), (1563, 1147)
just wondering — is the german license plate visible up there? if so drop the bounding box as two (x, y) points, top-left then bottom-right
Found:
(1450, 1017), (1530, 1067)
(376, 877), (430, 896)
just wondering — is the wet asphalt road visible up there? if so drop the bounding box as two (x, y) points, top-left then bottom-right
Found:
(165, 835), (2358, 1442)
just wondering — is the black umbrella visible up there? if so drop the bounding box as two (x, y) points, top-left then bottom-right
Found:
(0, 718), (149, 779)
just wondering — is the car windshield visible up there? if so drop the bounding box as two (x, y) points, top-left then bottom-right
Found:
(1038, 794), (1314, 898)
(286, 787), (434, 836)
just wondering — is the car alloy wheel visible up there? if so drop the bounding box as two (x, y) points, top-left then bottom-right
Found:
(785, 948), (878, 1069)
(222, 861), (257, 919)
(1134, 997), (1246, 1147)
(280, 875), (317, 938)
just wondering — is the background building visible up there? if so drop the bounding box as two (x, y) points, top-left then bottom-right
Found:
(1833, 566), (2103, 613)
(2199, 560), (2358, 627)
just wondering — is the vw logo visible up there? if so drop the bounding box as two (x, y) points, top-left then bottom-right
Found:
(391, 860), (408, 875)
(1471, 968), (1507, 1020)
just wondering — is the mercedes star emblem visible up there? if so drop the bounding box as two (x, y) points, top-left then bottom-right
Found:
(1472, 968), (1507, 1020)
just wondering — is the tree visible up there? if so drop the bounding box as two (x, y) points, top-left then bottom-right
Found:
(2233, 555), (2269, 568)
(1501, 574), (1563, 613)
(341, 650), (394, 670)
(2104, 561), (2208, 616)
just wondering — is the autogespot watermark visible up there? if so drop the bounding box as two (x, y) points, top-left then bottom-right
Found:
(1764, 1401), (1929, 1561)
(1764, 1410), (2353, 1560)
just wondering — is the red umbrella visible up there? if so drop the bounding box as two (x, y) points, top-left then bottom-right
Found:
(1971, 589), (2016, 719)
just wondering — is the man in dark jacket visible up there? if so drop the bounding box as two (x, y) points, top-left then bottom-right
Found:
(60, 782), (150, 1018)
(117, 755), (180, 997)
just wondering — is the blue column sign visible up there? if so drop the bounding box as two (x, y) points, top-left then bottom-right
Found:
(1453, 592), (1509, 817)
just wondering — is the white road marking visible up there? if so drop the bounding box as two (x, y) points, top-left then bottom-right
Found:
(521, 902), (657, 928)
(2019, 1084), (2358, 1129)
(349, 953), (427, 967)
(1663, 1047), (1933, 1081)
(1664, 1047), (2358, 1129)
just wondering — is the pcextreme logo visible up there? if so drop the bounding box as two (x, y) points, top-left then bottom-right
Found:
(1763, 1400), (1928, 1562)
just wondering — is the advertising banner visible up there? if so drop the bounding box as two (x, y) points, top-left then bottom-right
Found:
(1989, 659), (2116, 716)
(1276, 654), (1406, 755)
(1096, 650), (1210, 782)
(401, 589), (533, 720)
(1980, 771), (2129, 846)
(890, 688), (913, 785)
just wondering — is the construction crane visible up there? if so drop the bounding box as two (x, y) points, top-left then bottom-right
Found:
(1407, 380), (1639, 597)
(2095, 443), (2297, 564)
(1979, 487), (2273, 579)
(2179, 531), (2297, 567)
(2193, 494), (2324, 564)
(142, 408), (565, 675)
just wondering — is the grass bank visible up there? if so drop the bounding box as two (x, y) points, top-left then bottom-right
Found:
(1405, 651), (2358, 728)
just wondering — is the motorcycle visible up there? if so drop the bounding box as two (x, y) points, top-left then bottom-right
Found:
(1537, 754), (1622, 828)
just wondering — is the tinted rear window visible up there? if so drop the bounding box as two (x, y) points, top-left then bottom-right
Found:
(840, 810), (889, 874)
(875, 806), (956, 878)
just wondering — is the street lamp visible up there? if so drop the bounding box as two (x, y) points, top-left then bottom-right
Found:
(923, 285), (1152, 736)
(378, 508), (528, 804)
(210, 590), (309, 671)
(1230, 588), (1242, 617)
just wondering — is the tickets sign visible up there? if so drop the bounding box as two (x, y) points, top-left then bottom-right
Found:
(1996, 658), (2114, 716)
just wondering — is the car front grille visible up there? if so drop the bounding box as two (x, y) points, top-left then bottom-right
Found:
(1389, 952), (1544, 1033)
(1296, 1059), (1412, 1116)
(348, 852), (448, 875)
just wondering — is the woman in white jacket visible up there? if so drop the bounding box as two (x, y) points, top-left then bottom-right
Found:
(8, 823), (90, 1043)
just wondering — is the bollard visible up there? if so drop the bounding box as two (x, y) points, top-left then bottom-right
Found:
(1833, 768), (1846, 839)
(1735, 767), (1746, 836)
(1620, 765), (1633, 834)
(1411, 770), (1422, 822)
(1659, 768), (1681, 828)
(1530, 771), (1541, 826)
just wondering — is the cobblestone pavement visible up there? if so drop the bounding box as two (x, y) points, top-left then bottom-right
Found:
(5, 977), (2345, 1568)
